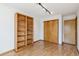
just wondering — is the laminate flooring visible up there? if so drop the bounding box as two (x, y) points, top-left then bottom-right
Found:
(1, 40), (79, 56)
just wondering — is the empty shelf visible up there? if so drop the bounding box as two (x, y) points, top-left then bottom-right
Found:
(17, 40), (25, 43)
(17, 45), (25, 49)
(17, 35), (26, 37)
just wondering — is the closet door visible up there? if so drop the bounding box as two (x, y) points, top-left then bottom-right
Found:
(44, 21), (50, 41)
(15, 13), (27, 52)
(64, 20), (76, 45)
(44, 20), (58, 43)
(49, 20), (58, 43)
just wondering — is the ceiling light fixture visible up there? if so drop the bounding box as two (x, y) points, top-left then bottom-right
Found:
(37, 3), (52, 15)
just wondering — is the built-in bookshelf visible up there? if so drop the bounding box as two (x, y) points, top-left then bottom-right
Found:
(15, 13), (33, 52)
(16, 13), (27, 52)
(27, 16), (33, 45)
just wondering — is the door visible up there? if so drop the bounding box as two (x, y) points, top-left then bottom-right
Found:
(64, 20), (76, 45)
(44, 20), (58, 43)
(44, 21), (50, 41)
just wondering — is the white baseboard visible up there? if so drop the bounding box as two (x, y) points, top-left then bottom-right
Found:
(0, 48), (14, 55)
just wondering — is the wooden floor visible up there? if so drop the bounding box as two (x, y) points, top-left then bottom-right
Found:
(1, 40), (79, 56)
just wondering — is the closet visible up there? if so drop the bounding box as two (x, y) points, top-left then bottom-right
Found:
(15, 13), (33, 52)
(64, 19), (77, 45)
(44, 20), (58, 44)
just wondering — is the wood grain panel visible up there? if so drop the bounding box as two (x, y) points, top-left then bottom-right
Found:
(27, 16), (33, 45)
(44, 21), (50, 41)
(15, 13), (27, 52)
(44, 20), (58, 43)
(64, 20), (76, 45)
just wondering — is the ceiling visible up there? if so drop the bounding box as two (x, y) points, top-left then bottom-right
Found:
(3, 3), (79, 18)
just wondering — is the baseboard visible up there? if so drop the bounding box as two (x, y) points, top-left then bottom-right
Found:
(62, 42), (76, 46)
(33, 40), (43, 43)
(0, 49), (14, 56)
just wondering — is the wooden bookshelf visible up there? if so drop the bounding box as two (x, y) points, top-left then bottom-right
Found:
(27, 16), (33, 45)
(15, 13), (33, 52)
(15, 13), (27, 52)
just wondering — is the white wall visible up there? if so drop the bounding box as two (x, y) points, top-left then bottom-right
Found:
(33, 17), (42, 41)
(63, 14), (76, 20)
(39, 15), (63, 45)
(77, 10), (79, 51)
(0, 4), (40, 54)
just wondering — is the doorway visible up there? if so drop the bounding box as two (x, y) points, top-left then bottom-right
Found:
(64, 18), (77, 45)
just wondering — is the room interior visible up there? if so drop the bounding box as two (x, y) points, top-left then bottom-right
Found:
(0, 3), (79, 56)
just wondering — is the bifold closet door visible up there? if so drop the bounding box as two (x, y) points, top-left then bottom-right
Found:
(44, 20), (58, 43)
(64, 20), (76, 45)
(44, 21), (50, 41)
